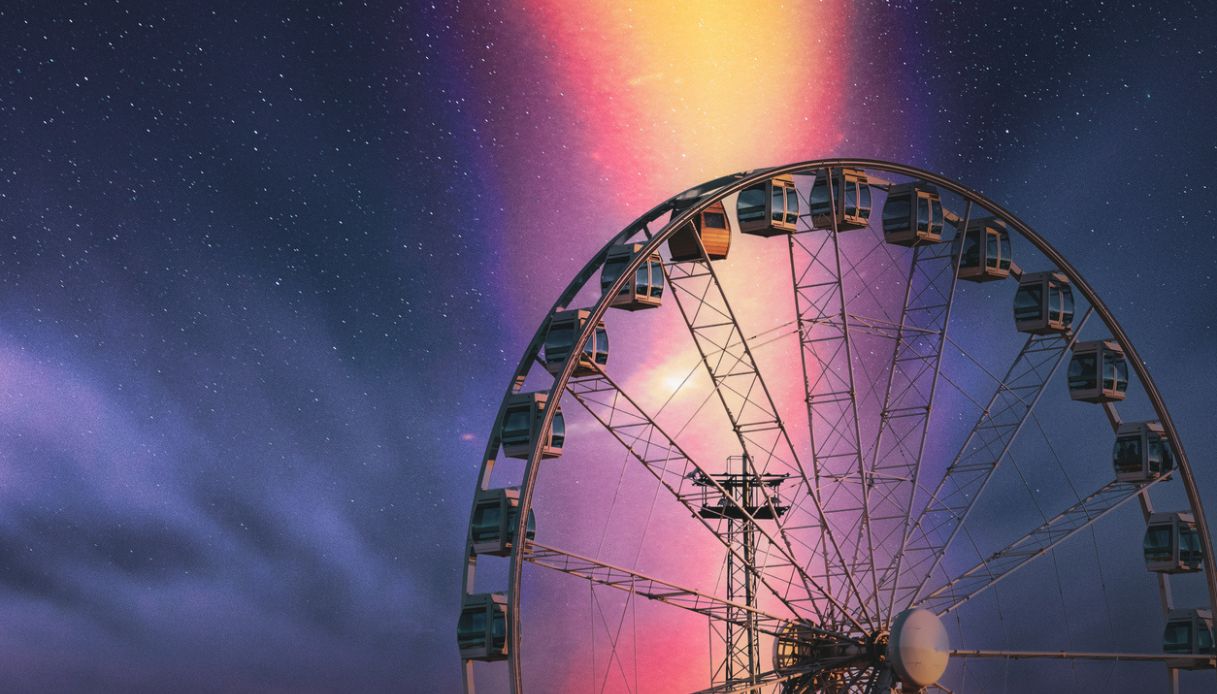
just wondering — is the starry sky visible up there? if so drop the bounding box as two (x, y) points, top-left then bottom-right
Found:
(1, 1), (1216, 692)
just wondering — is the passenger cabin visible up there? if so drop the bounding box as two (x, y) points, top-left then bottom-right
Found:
(601, 243), (664, 311)
(458, 593), (509, 661)
(1164, 608), (1215, 669)
(543, 309), (609, 376)
(957, 218), (1012, 282)
(1067, 340), (1128, 403)
(501, 392), (564, 459)
(882, 182), (945, 246)
(1113, 421), (1173, 483)
(738, 174), (799, 237)
(1144, 512), (1203, 574)
(668, 200), (732, 261)
(1013, 271), (1074, 334)
(810, 167), (871, 230)
(470, 487), (536, 557)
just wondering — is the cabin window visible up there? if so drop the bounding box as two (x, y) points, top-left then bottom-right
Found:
(1144, 525), (1173, 561)
(1113, 435), (1142, 475)
(885, 194), (911, 231)
(844, 181), (871, 217)
(1058, 285), (1075, 324)
(458, 610), (488, 648)
(1069, 353), (1098, 391)
(1014, 284), (1043, 323)
(1108, 358), (1129, 393)
(1148, 437), (1172, 474)
(1181, 527), (1204, 563)
(771, 186), (784, 223)
(490, 612), (507, 648)
(634, 265), (650, 295)
(738, 187), (766, 223)
(502, 407), (532, 446)
(703, 212), (727, 229)
(810, 179), (830, 212)
(962, 232), (982, 268)
(649, 263), (665, 297)
(784, 186), (799, 225)
(602, 257), (627, 291)
(472, 505), (500, 542)
(545, 323), (574, 362)
(1165, 622), (1193, 652)
(551, 411), (566, 448)
(594, 328), (609, 364)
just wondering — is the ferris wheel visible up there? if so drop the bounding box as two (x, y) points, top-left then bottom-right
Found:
(457, 159), (1217, 693)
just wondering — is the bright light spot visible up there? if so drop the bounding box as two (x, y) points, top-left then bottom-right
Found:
(662, 372), (686, 393)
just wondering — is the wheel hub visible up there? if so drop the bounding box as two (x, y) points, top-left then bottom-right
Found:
(776, 609), (949, 690)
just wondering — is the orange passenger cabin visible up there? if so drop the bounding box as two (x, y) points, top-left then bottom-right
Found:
(668, 200), (732, 262)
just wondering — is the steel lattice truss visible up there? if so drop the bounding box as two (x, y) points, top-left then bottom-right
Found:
(919, 474), (1172, 615)
(894, 311), (1093, 611)
(786, 180), (875, 630)
(863, 211), (967, 621)
(523, 541), (798, 640)
(663, 245), (867, 685)
(563, 369), (855, 635)
(663, 253), (868, 616)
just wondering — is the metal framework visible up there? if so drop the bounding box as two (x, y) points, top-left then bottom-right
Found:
(663, 236), (869, 634)
(523, 540), (798, 640)
(917, 474), (1172, 616)
(561, 368), (853, 636)
(459, 159), (1217, 694)
(896, 314), (1094, 610)
(787, 173), (877, 629)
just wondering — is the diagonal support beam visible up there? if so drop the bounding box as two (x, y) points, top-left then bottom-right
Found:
(916, 474), (1170, 616)
(895, 308), (1093, 609)
(523, 540), (820, 641)
(868, 201), (970, 623)
(565, 368), (861, 633)
(786, 169), (880, 628)
(951, 648), (1212, 665)
(662, 223), (870, 635)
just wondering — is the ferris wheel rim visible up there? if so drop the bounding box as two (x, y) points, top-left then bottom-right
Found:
(459, 158), (1217, 694)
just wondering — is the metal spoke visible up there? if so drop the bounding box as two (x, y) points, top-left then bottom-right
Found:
(523, 541), (832, 642)
(951, 649), (1214, 665)
(916, 474), (1172, 615)
(871, 200), (971, 623)
(787, 168), (877, 628)
(564, 367), (868, 631)
(664, 222), (871, 634)
(897, 308), (1093, 609)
